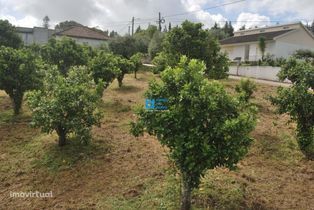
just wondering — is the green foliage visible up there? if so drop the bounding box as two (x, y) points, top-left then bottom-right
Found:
(148, 31), (164, 59)
(271, 58), (314, 160)
(162, 20), (229, 79)
(54, 20), (83, 30)
(0, 19), (23, 48)
(235, 79), (257, 103)
(89, 52), (121, 88)
(116, 56), (135, 87)
(131, 56), (257, 209)
(130, 53), (143, 78)
(0, 46), (43, 115)
(258, 36), (266, 60)
(293, 49), (314, 64)
(41, 37), (88, 75)
(152, 52), (177, 74)
(26, 66), (104, 146)
(109, 36), (145, 59)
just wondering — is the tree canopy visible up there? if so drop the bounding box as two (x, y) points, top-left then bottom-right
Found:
(0, 47), (43, 114)
(0, 19), (23, 49)
(162, 20), (229, 79)
(27, 66), (104, 146)
(41, 37), (88, 75)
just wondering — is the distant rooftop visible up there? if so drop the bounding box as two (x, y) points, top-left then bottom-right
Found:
(55, 26), (109, 40)
(220, 29), (293, 45)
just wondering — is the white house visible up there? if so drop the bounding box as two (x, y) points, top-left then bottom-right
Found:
(220, 22), (314, 61)
(54, 26), (109, 47)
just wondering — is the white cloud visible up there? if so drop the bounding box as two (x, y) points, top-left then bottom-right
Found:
(0, 14), (41, 27)
(180, 0), (227, 28)
(234, 12), (271, 30)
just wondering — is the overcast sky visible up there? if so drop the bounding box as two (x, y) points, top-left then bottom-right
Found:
(0, 0), (313, 34)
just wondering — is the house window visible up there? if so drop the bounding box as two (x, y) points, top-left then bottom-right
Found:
(244, 45), (250, 61)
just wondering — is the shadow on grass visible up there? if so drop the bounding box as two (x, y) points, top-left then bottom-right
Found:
(31, 135), (111, 172)
(113, 85), (143, 93)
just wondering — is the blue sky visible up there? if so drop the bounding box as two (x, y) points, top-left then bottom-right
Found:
(0, 0), (313, 33)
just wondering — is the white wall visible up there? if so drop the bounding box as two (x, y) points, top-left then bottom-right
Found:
(274, 29), (314, 57)
(56, 36), (106, 47)
(222, 41), (276, 61)
(228, 65), (290, 82)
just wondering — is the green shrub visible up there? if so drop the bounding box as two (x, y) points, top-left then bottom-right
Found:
(235, 79), (257, 103)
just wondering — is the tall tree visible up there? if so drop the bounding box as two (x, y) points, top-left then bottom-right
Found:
(131, 57), (257, 210)
(42, 15), (50, 29)
(0, 47), (42, 115)
(258, 36), (266, 60)
(0, 19), (23, 48)
(135, 25), (142, 34)
(168, 22), (172, 31)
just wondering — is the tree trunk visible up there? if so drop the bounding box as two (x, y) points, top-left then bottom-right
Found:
(11, 91), (23, 115)
(134, 70), (137, 79)
(180, 172), (192, 210)
(56, 126), (66, 146)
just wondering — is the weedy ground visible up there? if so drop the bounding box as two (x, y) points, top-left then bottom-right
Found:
(0, 71), (313, 210)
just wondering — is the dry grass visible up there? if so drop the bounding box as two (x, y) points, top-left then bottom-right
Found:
(0, 72), (313, 210)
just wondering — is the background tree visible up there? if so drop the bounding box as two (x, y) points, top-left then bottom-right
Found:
(131, 57), (257, 210)
(162, 20), (229, 79)
(148, 31), (165, 59)
(0, 47), (42, 115)
(258, 36), (266, 61)
(42, 15), (50, 29)
(41, 37), (88, 75)
(130, 52), (143, 78)
(271, 58), (314, 160)
(109, 36), (138, 58)
(0, 19), (23, 49)
(27, 66), (104, 146)
(239, 25), (246, 30)
(55, 20), (83, 31)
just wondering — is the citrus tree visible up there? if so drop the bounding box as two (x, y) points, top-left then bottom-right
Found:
(131, 57), (257, 210)
(271, 58), (314, 160)
(130, 52), (143, 79)
(116, 56), (135, 87)
(89, 52), (120, 88)
(27, 66), (104, 146)
(0, 46), (43, 115)
(41, 37), (88, 75)
(0, 19), (23, 49)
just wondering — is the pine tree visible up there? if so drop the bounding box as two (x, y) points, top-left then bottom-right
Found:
(43, 15), (50, 29)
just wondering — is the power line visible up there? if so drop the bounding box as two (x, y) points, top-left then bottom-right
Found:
(163, 0), (246, 18)
(101, 0), (245, 28)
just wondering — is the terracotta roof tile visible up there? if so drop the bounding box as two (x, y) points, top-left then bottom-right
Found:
(56, 26), (109, 40)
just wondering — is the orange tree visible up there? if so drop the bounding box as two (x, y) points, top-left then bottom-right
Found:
(131, 57), (256, 210)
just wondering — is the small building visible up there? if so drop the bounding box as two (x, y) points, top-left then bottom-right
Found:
(16, 25), (109, 47)
(220, 22), (314, 61)
(54, 26), (109, 47)
(16, 27), (55, 45)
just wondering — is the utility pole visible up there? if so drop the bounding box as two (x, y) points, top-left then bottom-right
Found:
(131, 17), (135, 36)
(128, 25), (131, 36)
(158, 12), (162, 31)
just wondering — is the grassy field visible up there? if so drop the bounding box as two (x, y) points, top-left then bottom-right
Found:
(0, 71), (313, 210)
